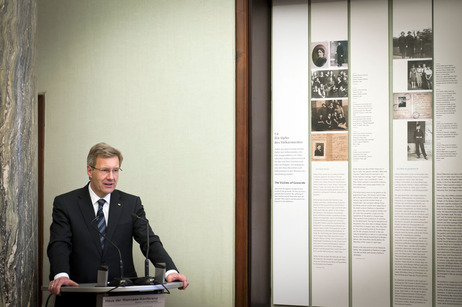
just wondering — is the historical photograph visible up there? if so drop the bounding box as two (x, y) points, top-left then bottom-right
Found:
(311, 69), (348, 98)
(408, 59), (433, 90)
(311, 133), (348, 162)
(330, 40), (348, 68)
(393, 92), (432, 120)
(311, 99), (348, 131)
(313, 142), (325, 159)
(311, 42), (329, 68)
(393, 28), (433, 59)
(407, 120), (432, 161)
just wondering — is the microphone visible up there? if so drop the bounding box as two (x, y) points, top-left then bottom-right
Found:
(90, 212), (103, 224)
(91, 213), (133, 286)
(131, 213), (157, 285)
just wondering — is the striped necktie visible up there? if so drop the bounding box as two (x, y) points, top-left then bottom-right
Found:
(97, 199), (107, 249)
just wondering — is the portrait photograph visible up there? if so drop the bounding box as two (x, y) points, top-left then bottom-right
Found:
(311, 42), (329, 69)
(330, 40), (348, 68)
(407, 120), (432, 161)
(313, 142), (325, 159)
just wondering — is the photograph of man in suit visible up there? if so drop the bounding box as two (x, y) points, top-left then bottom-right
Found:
(47, 142), (188, 306)
(414, 124), (427, 160)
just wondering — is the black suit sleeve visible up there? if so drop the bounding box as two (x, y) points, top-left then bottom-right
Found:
(47, 196), (73, 279)
(47, 187), (106, 283)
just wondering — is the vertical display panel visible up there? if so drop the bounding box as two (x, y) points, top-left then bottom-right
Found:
(272, 1), (310, 305)
(392, 0), (434, 306)
(434, 1), (462, 306)
(310, 1), (349, 306)
(350, 0), (391, 306)
(272, 1), (462, 306)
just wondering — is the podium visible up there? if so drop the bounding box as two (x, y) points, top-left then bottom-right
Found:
(42, 282), (183, 307)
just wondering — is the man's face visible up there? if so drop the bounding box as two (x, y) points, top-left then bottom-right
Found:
(87, 156), (120, 198)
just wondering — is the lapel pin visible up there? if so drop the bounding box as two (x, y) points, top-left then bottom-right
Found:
(118, 203), (121, 207)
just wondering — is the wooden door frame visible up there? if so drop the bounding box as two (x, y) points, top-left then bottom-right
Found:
(236, 0), (272, 306)
(38, 94), (45, 306)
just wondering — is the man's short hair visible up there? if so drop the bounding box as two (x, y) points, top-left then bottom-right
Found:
(87, 142), (123, 167)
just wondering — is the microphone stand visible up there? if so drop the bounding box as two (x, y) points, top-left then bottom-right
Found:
(131, 213), (157, 285)
(91, 213), (133, 286)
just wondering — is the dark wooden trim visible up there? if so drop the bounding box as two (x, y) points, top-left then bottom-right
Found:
(236, 0), (272, 306)
(235, 0), (250, 306)
(38, 94), (45, 306)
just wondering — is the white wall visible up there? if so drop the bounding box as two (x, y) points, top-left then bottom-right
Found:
(37, 1), (235, 306)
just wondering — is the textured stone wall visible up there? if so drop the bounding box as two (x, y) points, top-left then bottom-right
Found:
(0, 0), (38, 306)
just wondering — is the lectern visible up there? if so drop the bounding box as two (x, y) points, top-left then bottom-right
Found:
(42, 282), (183, 307)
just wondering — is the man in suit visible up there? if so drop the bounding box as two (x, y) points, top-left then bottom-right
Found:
(414, 124), (427, 160)
(47, 142), (188, 306)
(398, 31), (407, 58)
(336, 41), (344, 67)
(406, 31), (415, 59)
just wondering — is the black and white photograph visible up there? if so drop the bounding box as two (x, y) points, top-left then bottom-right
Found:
(407, 120), (432, 161)
(407, 59), (433, 90)
(398, 95), (407, 108)
(313, 142), (325, 159)
(311, 99), (348, 132)
(393, 28), (433, 59)
(311, 69), (348, 99)
(330, 40), (348, 68)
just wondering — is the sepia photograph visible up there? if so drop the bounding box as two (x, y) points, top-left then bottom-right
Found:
(311, 133), (348, 162)
(393, 92), (432, 120)
(311, 42), (329, 69)
(313, 142), (325, 159)
(311, 99), (348, 132)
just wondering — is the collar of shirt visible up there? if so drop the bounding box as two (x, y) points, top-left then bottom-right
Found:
(88, 184), (111, 221)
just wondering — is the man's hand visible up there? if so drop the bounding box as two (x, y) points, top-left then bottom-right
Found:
(48, 276), (79, 295)
(165, 273), (189, 290)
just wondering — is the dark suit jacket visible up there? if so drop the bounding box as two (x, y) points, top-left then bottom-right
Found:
(47, 183), (177, 284)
